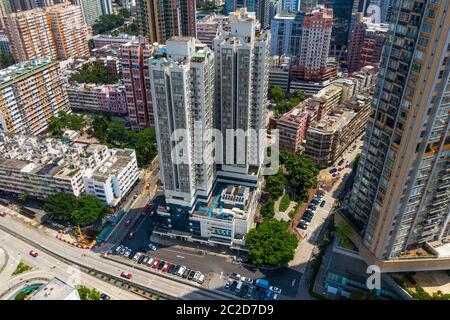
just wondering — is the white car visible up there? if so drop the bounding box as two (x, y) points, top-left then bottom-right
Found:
(148, 243), (157, 251)
(124, 248), (132, 258)
(269, 286), (282, 294)
(193, 271), (201, 282)
(197, 274), (206, 284)
(119, 247), (127, 255)
(133, 252), (142, 261)
(115, 245), (123, 254)
(177, 266), (186, 277)
(146, 257), (155, 266)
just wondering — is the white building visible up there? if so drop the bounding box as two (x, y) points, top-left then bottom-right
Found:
(31, 277), (80, 300)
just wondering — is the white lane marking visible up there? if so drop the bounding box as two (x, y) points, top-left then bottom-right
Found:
(176, 255), (185, 259)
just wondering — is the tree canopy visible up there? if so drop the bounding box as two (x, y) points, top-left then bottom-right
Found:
(77, 285), (101, 300)
(246, 219), (298, 266)
(265, 169), (287, 199)
(69, 61), (120, 85)
(92, 9), (131, 35)
(272, 89), (305, 116)
(92, 116), (157, 167)
(352, 153), (361, 172)
(259, 201), (275, 219)
(48, 111), (85, 136)
(44, 193), (106, 227)
(0, 53), (15, 68)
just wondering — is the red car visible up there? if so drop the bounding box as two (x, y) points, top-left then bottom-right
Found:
(128, 231), (135, 239)
(120, 272), (132, 279)
(0, 212), (6, 217)
(152, 259), (161, 269)
(345, 162), (350, 168)
(162, 262), (171, 272)
(125, 219), (132, 227)
(29, 250), (38, 257)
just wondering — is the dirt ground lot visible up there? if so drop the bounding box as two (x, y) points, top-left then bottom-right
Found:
(405, 271), (450, 294)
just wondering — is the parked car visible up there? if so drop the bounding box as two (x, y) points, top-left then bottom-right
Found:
(142, 256), (149, 264)
(178, 266), (187, 277)
(152, 259), (160, 269)
(115, 245), (124, 254)
(172, 265), (180, 275)
(167, 264), (175, 274)
(230, 273), (241, 280)
(124, 249), (132, 258)
(100, 293), (110, 300)
(125, 219), (132, 227)
(297, 223), (307, 230)
(225, 279), (233, 289)
(148, 243), (157, 251)
(0, 212), (6, 217)
(338, 158), (345, 166)
(193, 271), (201, 282)
(157, 260), (165, 270)
(119, 247), (127, 256)
(329, 167), (338, 174)
(137, 255), (146, 264)
(300, 219), (310, 225)
(162, 262), (171, 272)
(269, 286), (282, 294)
(197, 274), (206, 284)
(29, 250), (38, 257)
(246, 286), (254, 299)
(320, 200), (326, 207)
(132, 252), (142, 261)
(120, 272), (132, 279)
(241, 277), (253, 285)
(182, 268), (191, 279)
(146, 257), (155, 266)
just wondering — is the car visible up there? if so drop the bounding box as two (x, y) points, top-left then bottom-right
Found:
(100, 293), (110, 300)
(132, 252), (142, 261)
(320, 200), (326, 207)
(146, 257), (155, 266)
(125, 219), (132, 227)
(329, 167), (337, 174)
(241, 277), (253, 285)
(302, 216), (312, 223)
(128, 231), (135, 239)
(299, 219), (310, 225)
(230, 280), (238, 291)
(29, 250), (38, 257)
(152, 259), (160, 269)
(197, 274), (206, 284)
(0, 212), (6, 217)
(157, 260), (165, 270)
(246, 286), (254, 299)
(345, 162), (351, 168)
(119, 247), (127, 256)
(120, 272), (132, 279)
(142, 256), (149, 264)
(240, 284), (249, 297)
(167, 264), (176, 274)
(178, 266), (187, 277)
(172, 265), (180, 275)
(193, 271), (201, 282)
(307, 205), (316, 212)
(230, 273), (241, 280)
(148, 243), (157, 251)
(115, 245), (124, 254)
(269, 286), (282, 294)
(137, 255), (146, 264)
(302, 213), (313, 220)
(337, 159), (345, 166)
(311, 198), (320, 204)
(162, 262), (171, 272)
(297, 223), (307, 230)
(225, 279), (233, 289)
(272, 293), (279, 300)
(182, 268), (191, 279)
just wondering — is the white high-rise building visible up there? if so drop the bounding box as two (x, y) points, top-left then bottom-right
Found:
(213, 8), (270, 175)
(149, 37), (215, 208)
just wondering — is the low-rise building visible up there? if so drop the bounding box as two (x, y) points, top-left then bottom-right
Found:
(92, 33), (139, 49)
(0, 134), (139, 206)
(30, 277), (80, 300)
(305, 94), (372, 168)
(66, 83), (127, 115)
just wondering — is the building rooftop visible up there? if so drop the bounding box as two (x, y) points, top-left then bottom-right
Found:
(0, 59), (56, 88)
(90, 149), (135, 182)
(30, 277), (79, 300)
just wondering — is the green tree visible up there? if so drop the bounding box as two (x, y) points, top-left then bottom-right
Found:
(44, 193), (78, 221)
(259, 201), (275, 219)
(279, 193), (291, 212)
(271, 86), (285, 104)
(352, 153), (361, 172)
(0, 52), (15, 68)
(265, 169), (287, 199)
(246, 219), (298, 266)
(77, 285), (101, 300)
(48, 112), (85, 135)
(17, 193), (27, 204)
(71, 195), (106, 227)
(69, 62), (119, 85)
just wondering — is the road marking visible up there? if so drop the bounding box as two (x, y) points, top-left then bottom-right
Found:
(292, 279), (296, 287)
(176, 255), (185, 259)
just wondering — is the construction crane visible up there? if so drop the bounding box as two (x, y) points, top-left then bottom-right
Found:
(74, 226), (96, 247)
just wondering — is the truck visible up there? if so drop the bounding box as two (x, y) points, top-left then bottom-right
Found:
(255, 279), (270, 289)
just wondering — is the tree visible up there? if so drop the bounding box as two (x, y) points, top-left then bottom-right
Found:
(246, 219), (298, 266)
(17, 193), (27, 204)
(259, 201), (275, 219)
(69, 62), (120, 85)
(352, 153), (361, 172)
(279, 193), (291, 212)
(44, 193), (78, 221)
(271, 86), (285, 104)
(265, 169), (287, 199)
(71, 195), (106, 227)
(48, 111), (85, 136)
(0, 53), (15, 68)
(77, 285), (101, 300)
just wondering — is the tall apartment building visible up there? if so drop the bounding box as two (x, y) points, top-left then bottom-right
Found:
(347, 0), (450, 268)
(213, 8), (270, 174)
(4, 4), (89, 62)
(224, 0), (270, 29)
(0, 59), (69, 135)
(197, 14), (222, 47)
(77, 0), (102, 26)
(270, 11), (303, 57)
(4, 8), (58, 62)
(100, 0), (112, 15)
(0, 0), (13, 31)
(300, 0), (318, 11)
(296, 5), (334, 81)
(120, 36), (154, 129)
(136, 0), (196, 44)
(347, 13), (387, 72)
(280, 0), (300, 11)
(149, 37), (215, 208)
(45, 3), (90, 60)
(322, 0), (354, 55)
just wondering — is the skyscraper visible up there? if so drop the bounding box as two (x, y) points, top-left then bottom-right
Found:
(348, 0), (450, 264)
(213, 8), (270, 174)
(270, 11), (304, 57)
(295, 5), (334, 81)
(224, 0), (270, 29)
(120, 36), (154, 130)
(45, 3), (90, 60)
(4, 8), (58, 62)
(136, 0), (196, 44)
(149, 37), (215, 208)
(279, 0), (300, 11)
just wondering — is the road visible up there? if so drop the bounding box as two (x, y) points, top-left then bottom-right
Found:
(0, 209), (235, 300)
(290, 136), (364, 299)
(0, 230), (145, 300)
